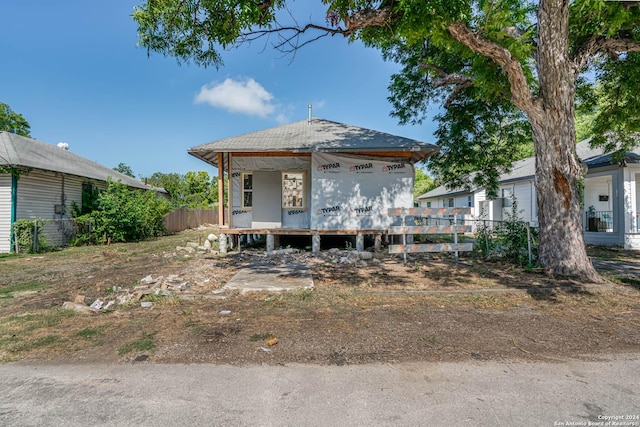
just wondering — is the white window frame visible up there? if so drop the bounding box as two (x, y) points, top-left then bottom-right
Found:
(241, 171), (253, 209)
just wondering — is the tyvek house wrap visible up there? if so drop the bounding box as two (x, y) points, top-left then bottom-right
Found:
(231, 156), (312, 228)
(311, 153), (414, 230)
(228, 153), (414, 230)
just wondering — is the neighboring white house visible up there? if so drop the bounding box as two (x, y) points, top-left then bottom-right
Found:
(416, 140), (640, 249)
(0, 132), (160, 252)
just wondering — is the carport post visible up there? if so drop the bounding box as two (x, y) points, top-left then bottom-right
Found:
(356, 233), (364, 251)
(266, 234), (275, 253)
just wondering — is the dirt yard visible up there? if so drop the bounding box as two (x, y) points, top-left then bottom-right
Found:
(0, 226), (638, 365)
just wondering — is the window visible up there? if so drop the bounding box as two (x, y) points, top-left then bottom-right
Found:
(501, 188), (513, 207)
(241, 172), (253, 208)
(447, 198), (454, 207)
(467, 195), (473, 207)
(282, 171), (306, 208)
(426, 201), (432, 208)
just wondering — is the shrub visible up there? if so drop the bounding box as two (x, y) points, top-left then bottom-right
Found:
(11, 219), (48, 253)
(72, 179), (171, 244)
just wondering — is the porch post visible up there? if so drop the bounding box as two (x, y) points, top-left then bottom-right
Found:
(217, 152), (224, 226)
(228, 153), (233, 229)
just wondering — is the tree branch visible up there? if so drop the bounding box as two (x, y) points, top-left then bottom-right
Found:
(418, 64), (474, 108)
(343, 5), (395, 34)
(573, 35), (640, 73)
(448, 22), (539, 115)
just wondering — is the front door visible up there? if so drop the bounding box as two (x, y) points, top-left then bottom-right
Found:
(251, 171), (282, 228)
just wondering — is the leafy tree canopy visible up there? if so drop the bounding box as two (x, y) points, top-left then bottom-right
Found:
(113, 162), (135, 177)
(0, 102), (31, 137)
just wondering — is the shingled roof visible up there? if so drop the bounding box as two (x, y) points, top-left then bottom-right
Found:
(0, 132), (155, 190)
(188, 117), (439, 166)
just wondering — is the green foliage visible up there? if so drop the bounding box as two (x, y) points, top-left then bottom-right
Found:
(113, 162), (135, 178)
(11, 219), (48, 254)
(476, 196), (538, 266)
(413, 168), (436, 197)
(118, 332), (156, 356)
(144, 170), (222, 208)
(0, 102), (31, 137)
(72, 179), (171, 244)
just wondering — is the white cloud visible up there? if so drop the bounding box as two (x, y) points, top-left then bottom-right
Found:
(195, 77), (275, 117)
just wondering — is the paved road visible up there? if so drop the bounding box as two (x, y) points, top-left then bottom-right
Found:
(1, 356), (638, 427)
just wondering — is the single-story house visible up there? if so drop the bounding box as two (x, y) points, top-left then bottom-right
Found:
(0, 131), (160, 252)
(188, 116), (439, 252)
(416, 140), (640, 249)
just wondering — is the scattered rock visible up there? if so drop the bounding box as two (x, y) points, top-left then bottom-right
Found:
(266, 336), (279, 346)
(73, 295), (85, 304)
(356, 261), (368, 268)
(219, 310), (232, 316)
(208, 233), (218, 242)
(358, 251), (373, 260)
(133, 354), (149, 362)
(62, 301), (99, 315)
(139, 275), (155, 285)
(186, 242), (199, 248)
(203, 240), (212, 249)
(140, 301), (153, 308)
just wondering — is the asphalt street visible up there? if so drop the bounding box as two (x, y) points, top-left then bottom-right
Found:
(1, 356), (638, 426)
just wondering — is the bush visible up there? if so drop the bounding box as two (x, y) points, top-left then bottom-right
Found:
(474, 196), (538, 267)
(11, 219), (48, 253)
(72, 179), (171, 244)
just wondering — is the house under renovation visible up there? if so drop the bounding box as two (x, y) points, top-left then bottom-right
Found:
(188, 116), (439, 252)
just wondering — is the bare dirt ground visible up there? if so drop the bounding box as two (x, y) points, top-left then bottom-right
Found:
(0, 226), (638, 365)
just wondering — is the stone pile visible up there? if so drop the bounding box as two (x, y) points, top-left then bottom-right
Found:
(61, 274), (200, 315)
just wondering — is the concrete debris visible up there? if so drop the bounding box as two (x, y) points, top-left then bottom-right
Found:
(140, 301), (153, 308)
(219, 310), (232, 315)
(89, 299), (104, 310)
(66, 273), (210, 313)
(208, 233), (218, 242)
(267, 248), (300, 256)
(62, 301), (99, 315)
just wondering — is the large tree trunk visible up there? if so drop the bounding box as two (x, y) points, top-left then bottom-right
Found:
(529, 0), (601, 281)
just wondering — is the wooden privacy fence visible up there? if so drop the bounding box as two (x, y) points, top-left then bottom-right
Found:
(388, 207), (473, 262)
(163, 208), (218, 233)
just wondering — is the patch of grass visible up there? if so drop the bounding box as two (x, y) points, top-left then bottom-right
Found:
(293, 289), (314, 302)
(118, 332), (156, 356)
(608, 275), (640, 290)
(75, 327), (102, 339)
(249, 332), (273, 342)
(0, 281), (45, 299)
(421, 336), (437, 345)
(184, 320), (205, 336)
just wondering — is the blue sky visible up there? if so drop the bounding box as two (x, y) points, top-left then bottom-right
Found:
(0, 1), (437, 178)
